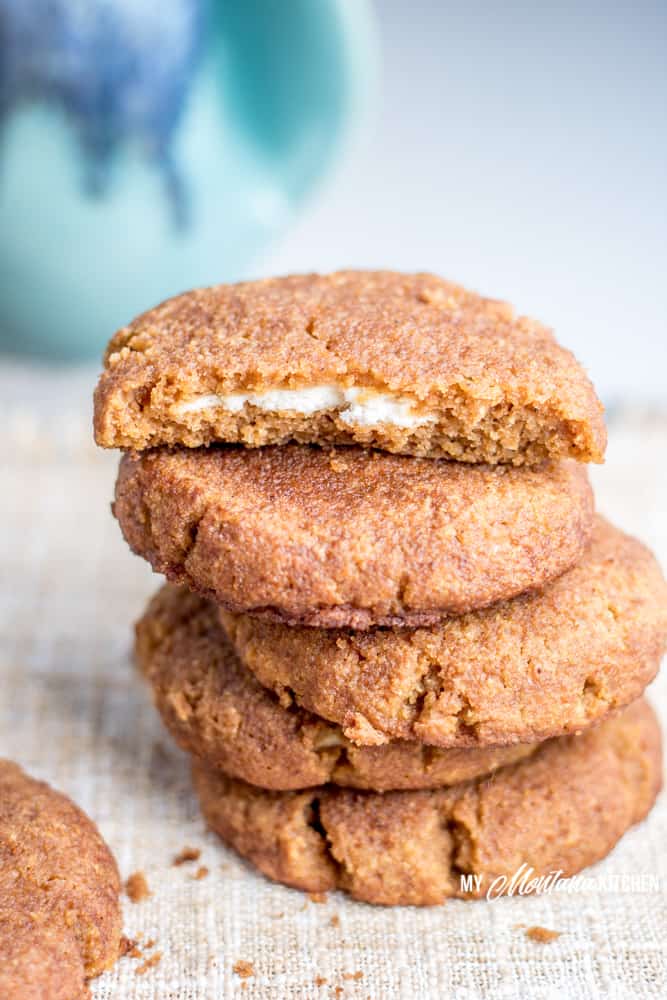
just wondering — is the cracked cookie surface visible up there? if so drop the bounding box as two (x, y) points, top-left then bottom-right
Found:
(114, 445), (593, 628)
(0, 761), (122, 999)
(136, 584), (536, 791)
(94, 271), (605, 464)
(193, 699), (662, 906)
(222, 517), (667, 747)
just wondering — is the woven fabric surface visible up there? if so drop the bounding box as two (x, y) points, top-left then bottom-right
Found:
(1, 377), (666, 1000)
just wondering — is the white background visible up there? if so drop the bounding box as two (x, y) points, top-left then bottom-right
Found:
(266, 0), (666, 404)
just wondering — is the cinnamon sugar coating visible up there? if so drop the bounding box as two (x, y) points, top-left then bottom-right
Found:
(0, 761), (122, 999)
(222, 518), (667, 747)
(194, 700), (662, 906)
(135, 584), (536, 791)
(114, 445), (594, 628)
(94, 271), (605, 464)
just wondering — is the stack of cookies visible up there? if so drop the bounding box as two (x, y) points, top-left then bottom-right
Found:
(94, 272), (667, 906)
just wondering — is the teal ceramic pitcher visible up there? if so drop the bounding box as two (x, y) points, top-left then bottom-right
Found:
(0, 0), (376, 359)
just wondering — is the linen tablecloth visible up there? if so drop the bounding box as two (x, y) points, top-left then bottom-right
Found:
(1, 369), (666, 999)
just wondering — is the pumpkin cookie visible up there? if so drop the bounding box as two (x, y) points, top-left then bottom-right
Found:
(0, 761), (122, 999)
(94, 271), (605, 464)
(136, 584), (536, 791)
(114, 445), (593, 628)
(193, 699), (662, 906)
(222, 518), (667, 746)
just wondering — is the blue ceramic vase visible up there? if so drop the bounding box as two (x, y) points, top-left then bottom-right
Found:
(0, 0), (376, 359)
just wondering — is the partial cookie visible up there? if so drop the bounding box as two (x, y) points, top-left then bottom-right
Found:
(0, 761), (122, 999)
(222, 517), (667, 747)
(115, 445), (593, 628)
(94, 271), (606, 464)
(194, 699), (662, 906)
(136, 584), (536, 791)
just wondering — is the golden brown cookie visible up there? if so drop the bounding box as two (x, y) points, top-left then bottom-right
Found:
(136, 584), (536, 791)
(114, 445), (594, 628)
(0, 761), (122, 999)
(193, 699), (662, 906)
(222, 517), (667, 747)
(94, 271), (606, 465)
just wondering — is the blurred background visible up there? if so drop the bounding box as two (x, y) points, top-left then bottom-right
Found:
(269, 0), (667, 403)
(1, 7), (666, 995)
(0, 0), (665, 405)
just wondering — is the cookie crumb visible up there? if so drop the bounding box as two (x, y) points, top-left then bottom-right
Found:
(233, 960), (255, 979)
(193, 865), (209, 880)
(173, 846), (201, 865)
(119, 935), (136, 957)
(343, 971), (364, 981)
(329, 915), (340, 927)
(135, 952), (162, 975)
(144, 938), (156, 950)
(125, 871), (151, 902)
(314, 975), (328, 987)
(309, 891), (327, 904)
(334, 988), (344, 998)
(525, 926), (561, 944)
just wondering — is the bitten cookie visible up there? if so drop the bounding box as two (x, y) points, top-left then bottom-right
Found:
(222, 517), (667, 747)
(0, 761), (122, 999)
(114, 445), (594, 628)
(193, 700), (662, 906)
(94, 271), (606, 464)
(136, 584), (536, 791)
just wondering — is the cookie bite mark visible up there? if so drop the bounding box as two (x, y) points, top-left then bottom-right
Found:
(0, 761), (122, 999)
(94, 271), (606, 463)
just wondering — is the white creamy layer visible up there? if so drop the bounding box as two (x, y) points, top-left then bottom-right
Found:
(172, 385), (435, 429)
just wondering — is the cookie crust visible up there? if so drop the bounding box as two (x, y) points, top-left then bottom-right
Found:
(193, 700), (662, 906)
(222, 517), (667, 747)
(136, 585), (536, 791)
(0, 761), (122, 999)
(114, 445), (594, 628)
(94, 271), (606, 465)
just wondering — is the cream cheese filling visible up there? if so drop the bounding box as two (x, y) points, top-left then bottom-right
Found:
(172, 385), (435, 429)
